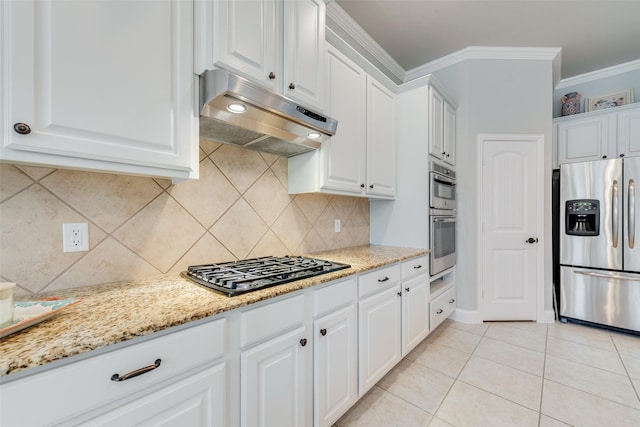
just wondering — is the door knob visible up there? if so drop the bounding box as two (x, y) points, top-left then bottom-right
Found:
(525, 237), (539, 244)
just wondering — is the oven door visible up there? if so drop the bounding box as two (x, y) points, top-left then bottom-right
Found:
(430, 214), (456, 275)
(429, 172), (456, 210)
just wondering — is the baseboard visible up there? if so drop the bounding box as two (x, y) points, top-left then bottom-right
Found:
(540, 309), (557, 324)
(450, 308), (483, 324)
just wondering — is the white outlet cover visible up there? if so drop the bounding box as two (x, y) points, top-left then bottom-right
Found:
(334, 219), (341, 233)
(63, 223), (89, 252)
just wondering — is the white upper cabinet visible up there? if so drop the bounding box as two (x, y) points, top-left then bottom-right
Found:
(288, 45), (396, 199)
(554, 103), (640, 166)
(366, 76), (397, 197)
(204, 0), (325, 110)
(428, 85), (456, 166)
(617, 105), (640, 158)
(1, 0), (198, 182)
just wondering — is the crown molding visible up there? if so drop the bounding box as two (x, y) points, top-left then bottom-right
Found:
(404, 46), (562, 82)
(555, 59), (640, 90)
(325, 2), (405, 84)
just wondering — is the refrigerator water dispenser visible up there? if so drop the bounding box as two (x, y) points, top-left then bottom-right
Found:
(565, 199), (599, 236)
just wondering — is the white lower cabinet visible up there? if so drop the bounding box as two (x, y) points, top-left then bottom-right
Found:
(0, 318), (227, 427)
(240, 326), (311, 427)
(430, 273), (457, 331)
(401, 274), (430, 356)
(82, 363), (226, 427)
(313, 279), (357, 427)
(358, 282), (402, 395)
(238, 293), (311, 427)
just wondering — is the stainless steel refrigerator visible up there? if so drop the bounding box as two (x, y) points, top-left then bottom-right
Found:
(560, 157), (640, 333)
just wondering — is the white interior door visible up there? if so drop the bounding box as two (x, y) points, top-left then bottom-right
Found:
(480, 135), (543, 320)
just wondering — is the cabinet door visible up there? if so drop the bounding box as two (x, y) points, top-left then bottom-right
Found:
(241, 326), (311, 427)
(321, 47), (366, 194)
(428, 87), (445, 160)
(617, 105), (640, 158)
(213, 0), (280, 91)
(556, 113), (616, 164)
(314, 305), (357, 427)
(443, 101), (456, 166)
(283, 0), (325, 109)
(358, 284), (402, 396)
(1, 0), (197, 180)
(82, 363), (226, 427)
(401, 275), (430, 356)
(366, 76), (397, 197)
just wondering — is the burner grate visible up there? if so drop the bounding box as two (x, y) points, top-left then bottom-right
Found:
(182, 256), (350, 296)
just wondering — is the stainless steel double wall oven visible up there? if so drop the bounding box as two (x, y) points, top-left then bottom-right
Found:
(429, 162), (457, 276)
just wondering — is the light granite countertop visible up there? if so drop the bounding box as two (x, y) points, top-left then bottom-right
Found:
(0, 245), (428, 379)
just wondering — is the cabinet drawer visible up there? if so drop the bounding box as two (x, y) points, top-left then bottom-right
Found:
(314, 278), (356, 317)
(240, 294), (305, 347)
(358, 264), (401, 299)
(430, 286), (457, 331)
(0, 318), (226, 426)
(401, 255), (429, 280)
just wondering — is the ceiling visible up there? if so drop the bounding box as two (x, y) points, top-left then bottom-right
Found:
(334, 0), (640, 80)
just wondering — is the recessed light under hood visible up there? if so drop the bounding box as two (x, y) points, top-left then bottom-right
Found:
(199, 69), (338, 157)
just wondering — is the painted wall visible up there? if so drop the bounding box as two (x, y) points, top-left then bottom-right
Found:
(434, 59), (554, 315)
(0, 141), (370, 296)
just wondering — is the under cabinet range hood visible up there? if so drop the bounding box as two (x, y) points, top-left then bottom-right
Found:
(198, 69), (338, 157)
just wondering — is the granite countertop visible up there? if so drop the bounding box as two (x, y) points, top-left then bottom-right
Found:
(0, 245), (428, 379)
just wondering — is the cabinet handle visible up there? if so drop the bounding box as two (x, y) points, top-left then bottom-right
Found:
(13, 123), (31, 135)
(268, 72), (276, 80)
(446, 153), (450, 158)
(369, 184), (374, 189)
(111, 359), (161, 382)
(320, 328), (327, 336)
(300, 338), (308, 347)
(360, 184), (365, 188)
(620, 153), (625, 157)
(413, 264), (423, 269)
(442, 151), (446, 155)
(405, 287), (410, 292)
(378, 276), (389, 282)
(436, 309), (443, 314)
(289, 83), (295, 90)
(397, 291), (402, 297)
(603, 155), (607, 159)
(449, 298), (455, 304)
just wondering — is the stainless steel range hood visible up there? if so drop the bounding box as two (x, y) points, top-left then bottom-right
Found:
(199, 69), (338, 157)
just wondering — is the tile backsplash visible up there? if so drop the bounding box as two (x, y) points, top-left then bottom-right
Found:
(0, 140), (370, 296)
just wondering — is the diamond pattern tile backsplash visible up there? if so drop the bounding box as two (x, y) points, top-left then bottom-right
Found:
(0, 141), (370, 296)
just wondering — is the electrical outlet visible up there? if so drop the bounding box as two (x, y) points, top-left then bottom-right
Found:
(334, 219), (341, 233)
(63, 223), (89, 252)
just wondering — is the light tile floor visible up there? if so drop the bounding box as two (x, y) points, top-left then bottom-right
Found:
(335, 319), (640, 427)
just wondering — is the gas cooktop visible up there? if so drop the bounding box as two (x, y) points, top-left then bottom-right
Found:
(182, 256), (351, 297)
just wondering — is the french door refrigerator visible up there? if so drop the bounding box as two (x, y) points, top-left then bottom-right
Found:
(560, 157), (640, 333)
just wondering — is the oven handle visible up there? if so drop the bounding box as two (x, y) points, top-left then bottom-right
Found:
(432, 217), (456, 223)
(433, 175), (456, 186)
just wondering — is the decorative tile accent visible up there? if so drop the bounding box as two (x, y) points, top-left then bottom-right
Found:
(1, 147), (369, 295)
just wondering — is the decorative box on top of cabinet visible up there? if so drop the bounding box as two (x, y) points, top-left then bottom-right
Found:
(554, 102), (640, 166)
(197, 0), (326, 110)
(288, 45), (396, 199)
(1, 0), (198, 182)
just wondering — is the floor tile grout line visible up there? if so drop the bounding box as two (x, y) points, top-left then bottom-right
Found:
(610, 333), (640, 405)
(538, 323), (549, 426)
(543, 377), (640, 413)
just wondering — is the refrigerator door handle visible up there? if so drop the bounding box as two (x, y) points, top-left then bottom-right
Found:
(574, 270), (640, 282)
(630, 179), (636, 249)
(612, 180), (619, 248)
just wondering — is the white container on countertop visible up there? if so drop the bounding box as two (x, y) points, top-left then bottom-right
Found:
(0, 282), (16, 327)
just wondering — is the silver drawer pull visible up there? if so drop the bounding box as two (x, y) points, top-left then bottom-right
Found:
(449, 298), (455, 304)
(574, 270), (640, 282)
(111, 359), (161, 382)
(413, 265), (423, 269)
(378, 276), (390, 282)
(436, 309), (443, 314)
